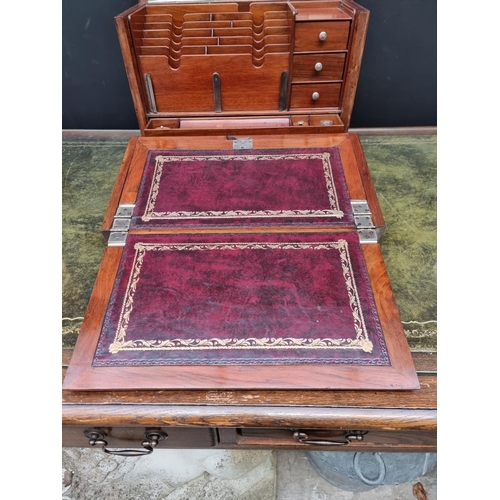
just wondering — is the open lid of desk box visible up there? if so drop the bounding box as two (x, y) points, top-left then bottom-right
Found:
(63, 134), (419, 391)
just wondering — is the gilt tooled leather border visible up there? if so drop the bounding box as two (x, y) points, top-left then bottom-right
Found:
(143, 152), (343, 221)
(93, 233), (389, 367)
(110, 240), (372, 354)
(131, 147), (354, 228)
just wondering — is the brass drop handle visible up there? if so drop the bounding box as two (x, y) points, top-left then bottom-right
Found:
(84, 429), (168, 456)
(293, 430), (367, 446)
(314, 62), (323, 72)
(319, 31), (327, 41)
(312, 92), (320, 101)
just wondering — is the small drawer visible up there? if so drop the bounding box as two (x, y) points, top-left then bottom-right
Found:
(294, 20), (350, 52)
(290, 115), (311, 126)
(309, 114), (344, 128)
(236, 428), (437, 452)
(290, 83), (341, 109)
(63, 426), (217, 450)
(144, 118), (180, 136)
(290, 114), (344, 130)
(292, 53), (346, 82)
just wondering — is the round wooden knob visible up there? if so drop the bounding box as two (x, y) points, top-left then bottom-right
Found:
(314, 62), (323, 72)
(319, 31), (327, 41)
(312, 92), (320, 101)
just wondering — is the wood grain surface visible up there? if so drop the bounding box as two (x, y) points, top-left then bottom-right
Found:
(62, 0), (437, 453)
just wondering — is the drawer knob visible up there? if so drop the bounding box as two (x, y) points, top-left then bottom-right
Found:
(312, 92), (320, 101)
(314, 62), (323, 72)
(84, 429), (168, 456)
(318, 31), (327, 41)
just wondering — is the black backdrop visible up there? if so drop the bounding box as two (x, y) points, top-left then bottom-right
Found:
(62, 0), (437, 130)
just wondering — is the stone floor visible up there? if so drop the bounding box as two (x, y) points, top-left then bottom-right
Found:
(62, 448), (437, 499)
(62, 131), (437, 499)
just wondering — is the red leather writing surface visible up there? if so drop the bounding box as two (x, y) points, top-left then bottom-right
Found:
(130, 147), (354, 229)
(93, 232), (389, 367)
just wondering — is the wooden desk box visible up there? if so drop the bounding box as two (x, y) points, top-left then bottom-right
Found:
(63, 0), (436, 454)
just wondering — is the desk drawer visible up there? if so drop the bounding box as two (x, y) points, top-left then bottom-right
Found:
(63, 426), (217, 451)
(292, 53), (346, 82)
(290, 83), (341, 108)
(222, 428), (437, 452)
(294, 21), (350, 52)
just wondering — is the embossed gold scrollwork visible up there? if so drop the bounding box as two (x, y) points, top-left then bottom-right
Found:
(142, 153), (344, 221)
(109, 240), (373, 355)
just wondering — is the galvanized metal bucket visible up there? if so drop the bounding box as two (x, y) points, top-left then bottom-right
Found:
(307, 451), (437, 492)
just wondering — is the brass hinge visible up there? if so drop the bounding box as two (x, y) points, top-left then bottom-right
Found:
(114, 203), (135, 218)
(108, 203), (135, 246)
(110, 218), (130, 232)
(351, 200), (378, 244)
(108, 231), (128, 246)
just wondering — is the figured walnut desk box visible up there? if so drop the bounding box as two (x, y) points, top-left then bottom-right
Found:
(63, 0), (436, 454)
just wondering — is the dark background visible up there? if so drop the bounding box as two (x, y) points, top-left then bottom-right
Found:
(62, 0), (437, 130)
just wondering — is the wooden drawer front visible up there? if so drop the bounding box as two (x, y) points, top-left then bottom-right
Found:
(63, 426), (217, 449)
(290, 83), (341, 108)
(294, 21), (350, 52)
(292, 53), (346, 82)
(235, 428), (437, 452)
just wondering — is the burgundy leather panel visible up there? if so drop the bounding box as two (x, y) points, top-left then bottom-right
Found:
(93, 232), (389, 367)
(130, 147), (354, 229)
